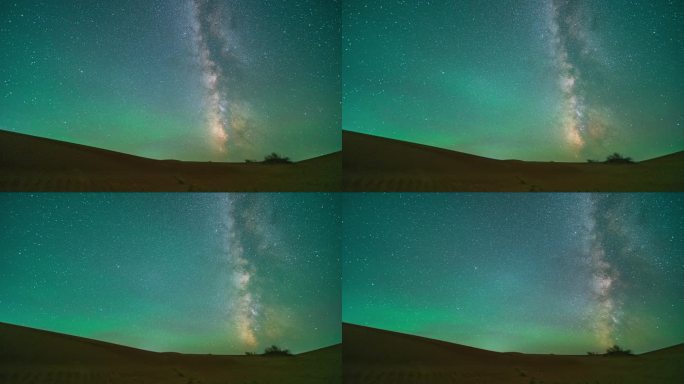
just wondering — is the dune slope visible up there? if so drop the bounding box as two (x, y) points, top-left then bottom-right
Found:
(343, 323), (684, 384)
(0, 130), (341, 191)
(0, 322), (341, 384)
(343, 130), (684, 191)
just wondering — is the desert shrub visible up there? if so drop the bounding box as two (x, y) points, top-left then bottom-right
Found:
(262, 345), (292, 356)
(586, 345), (634, 356)
(245, 351), (257, 356)
(587, 153), (634, 164)
(262, 153), (292, 164)
(605, 345), (633, 356)
(604, 153), (634, 164)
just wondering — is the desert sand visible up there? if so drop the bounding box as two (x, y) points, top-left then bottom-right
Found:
(0, 322), (341, 384)
(0, 130), (341, 191)
(343, 130), (684, 191)
(343, 323), (684, 384)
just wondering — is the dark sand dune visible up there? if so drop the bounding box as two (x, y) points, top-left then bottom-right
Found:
(0, 130), (340, 191)
(343, 130), (684, 191)
(0, 322), (341, 384)
(343, 323), (684, 384)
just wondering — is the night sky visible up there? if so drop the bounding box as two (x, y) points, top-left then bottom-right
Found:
(0, 1), (340, 161)
(0, 193), (341, 354)
(343, 0), (684, 161)
(343, 193), (684, 354)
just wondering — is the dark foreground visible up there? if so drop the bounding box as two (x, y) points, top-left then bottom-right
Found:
(0, 322), (341, 384)
(0, 130), (341, 191)
(343, 130), (684, 191)
(343, 323), (684, 384)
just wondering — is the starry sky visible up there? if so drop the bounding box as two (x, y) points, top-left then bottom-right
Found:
(0, 193), (340, 354)
(343, 193), (684, 354)
(343, 0), (684, 161)
(0, 0), (340, 162)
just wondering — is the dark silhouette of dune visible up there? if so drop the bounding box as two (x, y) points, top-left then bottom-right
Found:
(0, 321), (159, 365)
(0, 322), (341, 383)
(343, 323), (684, 384)
(344, 323), (500, 364)
(0, 130), (340, 191)
(343, 130), (684, 191)
(640, 342), (684, 357)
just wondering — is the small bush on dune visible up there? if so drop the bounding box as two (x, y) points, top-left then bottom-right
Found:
(244, 153), (293, 164)
(262, 153), (292, 164)
(246, 345), (293, 356)
(587, 153), (635, 164)
(605, 152), (634, 164)
(586, 345), (634, 356)
(588, 152), (634, 164)
(262, 345), (292, 356)
(605, 345), (633, 356)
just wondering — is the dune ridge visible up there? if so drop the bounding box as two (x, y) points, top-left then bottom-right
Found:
(0, 129), (341, 191)
(0, 322), (341, 384)
(343, 130), (684, 191)
(343, 322), (684, 384)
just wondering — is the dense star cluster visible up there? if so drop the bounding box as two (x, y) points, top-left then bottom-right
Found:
(343, 193), (684, 354)
(343, 0), (683, 161)
(0, 0), (340, 161)
(0, 193), (341, 354)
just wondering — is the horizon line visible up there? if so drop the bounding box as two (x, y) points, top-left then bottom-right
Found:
(0, 321), (340, 356)
(342, 129), (684, 163)
(343, 321), (683, 356)
(0, 128), (341, 164)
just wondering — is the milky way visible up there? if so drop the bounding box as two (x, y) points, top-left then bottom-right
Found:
(548, 0), (613, 158)
(213, 193), (343, 352)
(190, 0), (250, 156)
(222, 195), (259, 347)
(583, 195), (621, 348)
(220, 195), (284, 348)
(548, 0), (587, 151)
